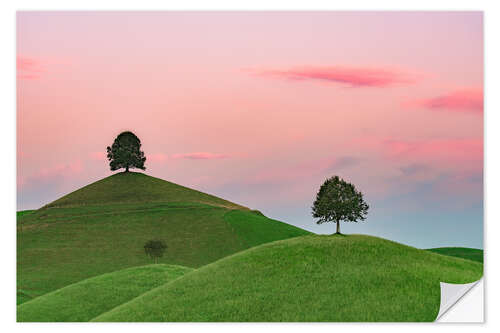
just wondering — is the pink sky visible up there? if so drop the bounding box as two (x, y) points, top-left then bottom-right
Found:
(17, 11), (483, 248)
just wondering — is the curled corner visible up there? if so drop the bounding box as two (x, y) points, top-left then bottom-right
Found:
(435, 279), (482, 321)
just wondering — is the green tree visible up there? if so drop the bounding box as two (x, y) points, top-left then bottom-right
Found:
(106, 131), (146, 172)
(144, 240), (167, 264)
(312, 176), (369, 234)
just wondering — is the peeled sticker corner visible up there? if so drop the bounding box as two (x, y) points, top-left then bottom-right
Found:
(435, 278), (483, 322)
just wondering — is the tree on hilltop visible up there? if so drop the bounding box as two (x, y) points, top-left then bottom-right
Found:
(312, 176), (369, 234)
(106, 131), (146, 172)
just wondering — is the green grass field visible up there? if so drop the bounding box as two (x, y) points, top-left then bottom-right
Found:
(17, 210), (35, 218)
(94, 234), (482, 322)
(17, 171), (483, 322)
(17, 172), (309, 304)
(17, 264), (192, 322)
(427, 247), (483, 263)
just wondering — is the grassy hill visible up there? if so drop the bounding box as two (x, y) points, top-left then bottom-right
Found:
(93, 235), (483, 322)
(427, 247), (483, 263)
(18, 171), (482, 322)
(17, 264), (192, 322)
(17, 210), (35, 218)
(17, 172), (310, 304)
(44, 172), (245, 209)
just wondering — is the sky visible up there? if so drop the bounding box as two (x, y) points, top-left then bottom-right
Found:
(17, 11), (483, 249)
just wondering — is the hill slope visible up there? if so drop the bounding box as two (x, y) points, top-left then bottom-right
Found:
(17, 172), (310, 304)
(94, 235), (483, 322)
(427, 247), (483, 263)
(44, 171), (245, 209)
(17, 264), (192, 322)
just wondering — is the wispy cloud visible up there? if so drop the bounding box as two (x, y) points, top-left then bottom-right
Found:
(17, 56), (43, 80)
(327, 156), (361, 172)
(213, 155), (365, 205)
(399, 163), (431, 176)
(88, 151), (107, 161)
(382, 138), (482, 158)
(89, 151), (224, 163)
(17, 160), (86, 209)
(18, 160), (84, 189)
(249, 155), (360, 185)
(172, 152), (229, 160)
(249, 66), (417, 87)
(379, 138), (483, 176)
(148, 153), (168, 163)
(405, 88), (483, 113)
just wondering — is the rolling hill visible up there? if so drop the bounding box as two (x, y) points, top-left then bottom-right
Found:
(17, 171), (483, 322)
(427, 247), (483, 263)
(17, 264), (192, 322)
(93, 234), (483, 322)
(17, 172), (310, 304)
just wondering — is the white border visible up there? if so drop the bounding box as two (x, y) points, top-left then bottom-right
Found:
(3, 1), (498, 332)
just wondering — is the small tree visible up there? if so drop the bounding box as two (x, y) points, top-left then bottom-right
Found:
(312, 176), (369, 234)
(106, 131), (146, 172)
(144, 240), (167, 264)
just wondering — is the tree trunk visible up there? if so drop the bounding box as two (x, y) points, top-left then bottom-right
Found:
(126, 165), (129, 172)
(336, 221), (340, 234)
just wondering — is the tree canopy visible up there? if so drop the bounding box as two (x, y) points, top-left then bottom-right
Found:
(106, 131), (146, 172)
(312, 176), (369, 234)
(144, 240), (167, 264)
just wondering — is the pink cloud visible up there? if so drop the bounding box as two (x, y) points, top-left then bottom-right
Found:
(89, 151), (225, 164)
(172, 152), (228, 160)
(383, 138), (481, 156)
(19, 160), (84, 189)
(381, 138), (483, 170)
(406, 88), (483, 113)
(17, 56), (43, 80)
(249, 155), (360, 185)
(250, 163), (315, 184)
(250, 66), (417, 87)
(89, 151), (107, 161)
(148, 153), (168, 163)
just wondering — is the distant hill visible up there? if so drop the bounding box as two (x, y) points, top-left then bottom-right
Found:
(17, 172), (310, 304)
(427, 247), (483, 263)
(93, 234), (483, 322)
